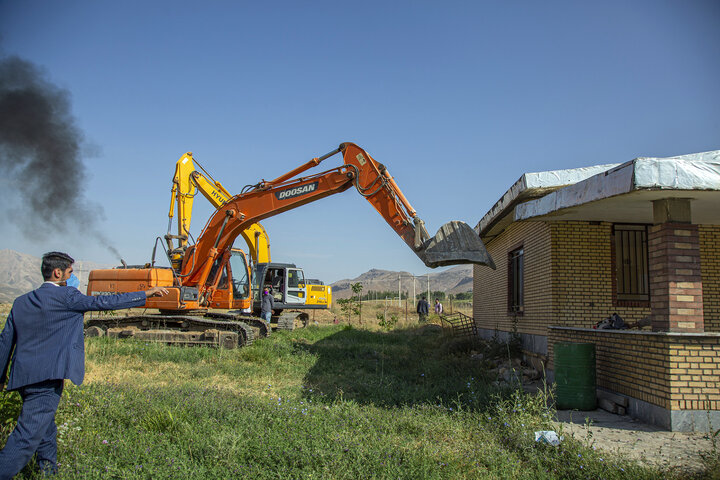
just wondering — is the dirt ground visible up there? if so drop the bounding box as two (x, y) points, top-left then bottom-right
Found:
(552, 399), (715, 474)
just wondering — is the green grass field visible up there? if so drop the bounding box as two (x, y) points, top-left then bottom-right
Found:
(0, 323), (714, 479)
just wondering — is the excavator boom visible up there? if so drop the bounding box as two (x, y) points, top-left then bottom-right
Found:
(182, 143), (494, 289)
(338, 143), (494, 268)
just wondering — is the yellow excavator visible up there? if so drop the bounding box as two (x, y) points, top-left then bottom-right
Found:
(167, 152), (333, 313)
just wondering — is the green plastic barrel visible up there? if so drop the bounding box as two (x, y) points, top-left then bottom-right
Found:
(554, 343), (597, 410)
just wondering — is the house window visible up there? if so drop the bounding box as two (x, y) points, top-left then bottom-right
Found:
(508, 246), (524, 313)
(614, 225), (649, 301)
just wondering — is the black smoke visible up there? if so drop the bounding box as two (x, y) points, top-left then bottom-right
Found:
(0, 55), (122, 260)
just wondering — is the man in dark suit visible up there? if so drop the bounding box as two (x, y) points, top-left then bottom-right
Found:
(0, 251), (168, 478)
(416, 296), (429, 323)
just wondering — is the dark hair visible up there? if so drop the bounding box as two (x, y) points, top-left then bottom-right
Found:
(41, 251), (75, 280)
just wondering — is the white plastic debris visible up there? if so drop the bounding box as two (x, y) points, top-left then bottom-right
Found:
(534, 430), (563, 446)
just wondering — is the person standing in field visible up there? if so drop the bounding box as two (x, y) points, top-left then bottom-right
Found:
(261, 287), (274, 325)
(416, 296), (429, 323)
(0, 251), (168, 479)
(434, 298), (443, 315)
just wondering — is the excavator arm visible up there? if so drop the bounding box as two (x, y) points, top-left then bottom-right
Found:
(181, 143), (494, 293)
(166, 152), (272, 268)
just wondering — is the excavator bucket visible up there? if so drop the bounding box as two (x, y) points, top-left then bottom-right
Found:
(417, 221), (496, 269)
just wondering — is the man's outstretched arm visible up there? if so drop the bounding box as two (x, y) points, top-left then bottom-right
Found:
(66, 286), (169, 312)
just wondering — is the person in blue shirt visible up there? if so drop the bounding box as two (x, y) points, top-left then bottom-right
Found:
(0, 251), (168, 478)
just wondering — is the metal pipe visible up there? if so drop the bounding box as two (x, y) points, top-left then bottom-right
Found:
(398, 275), (401, 308)
(318, 146), (342, 162)
(151, 239), (158, 267)
(267, 146), (341, 186)
(382, 168), (417, 217)
(214, 212), (232, 249)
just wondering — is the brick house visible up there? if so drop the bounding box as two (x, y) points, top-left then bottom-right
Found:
(473, 150), (720, 431)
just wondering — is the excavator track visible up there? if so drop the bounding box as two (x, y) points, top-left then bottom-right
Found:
(275, 311), (310, 331)
(205, 312), (271, 339)
(85, 314), (256, 349)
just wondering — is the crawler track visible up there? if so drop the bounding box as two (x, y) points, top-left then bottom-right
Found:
(276, 311), (310, 331)
(205, 312), (271, 338)
(84, 307), (312, 348)
(85, 313), (260, 348)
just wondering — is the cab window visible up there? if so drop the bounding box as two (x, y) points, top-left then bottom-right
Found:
(288, 269), (305, 288)
(229, 252), (249, 299)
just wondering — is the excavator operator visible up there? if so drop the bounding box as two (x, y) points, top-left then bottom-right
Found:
(269, 269), (284, 301)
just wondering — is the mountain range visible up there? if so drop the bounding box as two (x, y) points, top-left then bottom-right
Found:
(0, 249), (473, 303)
(0, 249), (112, 303)
(329, 265), (473, 300)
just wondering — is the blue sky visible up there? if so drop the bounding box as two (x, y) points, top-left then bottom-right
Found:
(1, 0), (719, 283)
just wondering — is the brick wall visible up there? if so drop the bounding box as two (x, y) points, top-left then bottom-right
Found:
(475, 220), (651, 337)
(700, 225), (720, 332)
(549, 328), (670, 409)
(649, 223), (704, 332)
(668, 340), (720, 410)
(550, 221), (651, 326)
(474, 221), (552, 336)
(549, 327), (720, 412)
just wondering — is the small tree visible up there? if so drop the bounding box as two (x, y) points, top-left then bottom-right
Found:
(337, 298), (353, 323)
(351, 282), (363, 324)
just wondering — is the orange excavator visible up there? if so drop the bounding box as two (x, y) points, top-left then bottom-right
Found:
(166, 150), (331, 326)
(85, 143), (494, 347)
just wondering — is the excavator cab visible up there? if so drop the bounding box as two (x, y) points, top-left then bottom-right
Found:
(251, 263), (307, 311)
(228, 248), (251, 302)
(203, 248), (252, 310)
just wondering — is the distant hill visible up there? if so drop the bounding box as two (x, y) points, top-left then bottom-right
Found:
(330, 265), (473, 300)
(0, 249), (112, 303)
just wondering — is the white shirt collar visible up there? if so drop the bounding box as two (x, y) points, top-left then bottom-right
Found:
(43, 281), (61, 287)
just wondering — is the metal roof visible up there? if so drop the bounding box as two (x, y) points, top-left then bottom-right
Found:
(477, 150), (720, 242)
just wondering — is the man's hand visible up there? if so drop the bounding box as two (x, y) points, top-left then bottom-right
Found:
(144, 286), (170, 298)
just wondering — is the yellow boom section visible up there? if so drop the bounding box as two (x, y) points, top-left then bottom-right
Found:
(167, 152), (271, 265)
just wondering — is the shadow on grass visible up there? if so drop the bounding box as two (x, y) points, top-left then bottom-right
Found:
(298, 324), (506, 410)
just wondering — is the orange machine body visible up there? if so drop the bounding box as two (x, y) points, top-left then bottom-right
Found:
(87, 267), (202, 310)
(88, 248), (252, 312)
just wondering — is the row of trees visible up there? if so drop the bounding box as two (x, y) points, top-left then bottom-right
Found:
(416, 291), (472, 301)
(353, 290), (472, 302)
